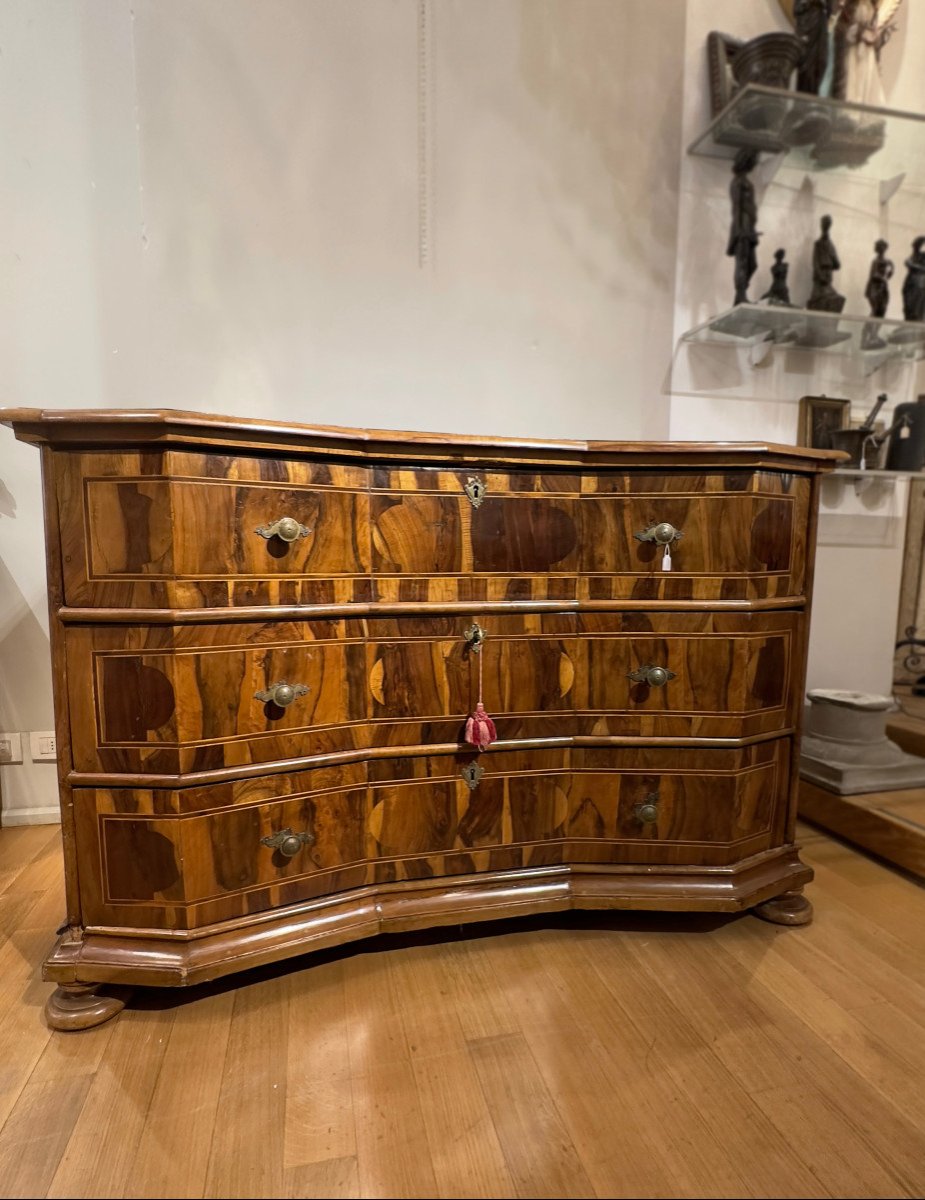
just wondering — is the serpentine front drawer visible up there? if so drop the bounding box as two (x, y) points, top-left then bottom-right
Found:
(72, 740), (789, 932)
(54, 449), (810, 611)
(64, 611), (799, 778)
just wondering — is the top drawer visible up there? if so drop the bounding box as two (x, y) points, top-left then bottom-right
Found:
(57, 450), (372, 610)
(56, 453), (811, 610)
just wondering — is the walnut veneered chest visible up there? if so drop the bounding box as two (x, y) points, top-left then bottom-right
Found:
(1, 408), (840, 1029)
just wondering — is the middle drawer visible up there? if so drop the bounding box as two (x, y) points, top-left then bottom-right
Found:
(65, 611), (800, 777)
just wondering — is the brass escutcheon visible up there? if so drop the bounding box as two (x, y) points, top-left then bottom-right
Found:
(461, 762), (485, 790)
(464, 476), (487, 508)
(463, 622), (486, 652)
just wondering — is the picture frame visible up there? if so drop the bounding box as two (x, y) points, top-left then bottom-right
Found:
(798, 395), (851, 449)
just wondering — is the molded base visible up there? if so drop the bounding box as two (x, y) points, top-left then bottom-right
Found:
(44, 983), (128, 1031)
(753, 889), (813, 926)
(44, 847), (813, 995)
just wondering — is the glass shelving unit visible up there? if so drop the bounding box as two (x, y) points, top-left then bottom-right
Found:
(680, 303), (925, 376)
(688, 84), (925, 187)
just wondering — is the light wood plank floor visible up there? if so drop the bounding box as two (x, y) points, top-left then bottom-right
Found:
(1, 821), (924, 1199)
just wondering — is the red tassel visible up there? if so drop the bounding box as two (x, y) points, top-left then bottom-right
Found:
(465, 702), (497, 751)
(465, 635), (498, 751)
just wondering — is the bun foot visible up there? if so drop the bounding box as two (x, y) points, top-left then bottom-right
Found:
(44, 984), (128, 1031)
(753, 889), (813, 927)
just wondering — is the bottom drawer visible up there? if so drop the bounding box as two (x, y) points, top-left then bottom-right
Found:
(73, 741), (790, 932)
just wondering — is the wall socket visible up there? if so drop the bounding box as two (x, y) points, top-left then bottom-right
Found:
(29, 731), (57, 761)
(0, 733), (23, 764)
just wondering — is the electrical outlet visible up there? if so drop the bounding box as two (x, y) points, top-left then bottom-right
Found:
(0, 732), (23, 764)
(29, 731), (57, 761)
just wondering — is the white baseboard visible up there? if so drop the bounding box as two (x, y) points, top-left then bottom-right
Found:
(1, 806), (60, 827)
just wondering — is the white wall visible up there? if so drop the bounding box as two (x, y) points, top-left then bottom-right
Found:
(0, 0), (686, 822)
(670, 0), (925, 699)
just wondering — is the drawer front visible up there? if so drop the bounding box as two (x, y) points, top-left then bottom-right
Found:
(573, 611), (799, 739)
(65, 620), (371, 776)
(371, 467), (810, 605)
(57, 450), (371, 609)
(66, 615), (579, 777)
(365, 613), (575, 745)
(370, 467), (581, 604)
(579, 482), (808, 602)
(367, 742), (788, 879)
(65, 612), (798, 777)
(72, 761), (370, 930)
(72, 741), (790, 930)
(57, 455), (811, 612)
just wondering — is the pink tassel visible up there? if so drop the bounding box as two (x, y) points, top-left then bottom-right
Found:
(464, 638), (498, 751)
(465, 702), (497, 751)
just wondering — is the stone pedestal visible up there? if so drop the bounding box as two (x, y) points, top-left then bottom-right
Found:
(799, 689), (925, 795)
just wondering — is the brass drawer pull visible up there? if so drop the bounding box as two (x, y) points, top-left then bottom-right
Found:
(261, 828), (315, 857)
(634, 794), (660, 824)
(254, 516), (312, 543)
(463, 622), (486, 652)
(634, 521), (682, 546)
(627, 665), (675, 688)
(255, 681), (310, 708)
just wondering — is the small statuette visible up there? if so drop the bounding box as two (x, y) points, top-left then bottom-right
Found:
(902, 236), (925, 323)
(761, 248), (793, 307)
(727, 149), (761, 306)
(806, 214), (845, 313)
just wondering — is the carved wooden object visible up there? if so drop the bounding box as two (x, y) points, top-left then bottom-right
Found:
(0, 408), (841, 1026)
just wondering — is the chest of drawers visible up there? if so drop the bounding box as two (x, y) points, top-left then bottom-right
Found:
(1, 408), (840, 1029)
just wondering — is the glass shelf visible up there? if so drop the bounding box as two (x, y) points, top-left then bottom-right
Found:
(681, 303), (925, 375)
(688, 84), (925, 186)
(832, 467), (925, 479)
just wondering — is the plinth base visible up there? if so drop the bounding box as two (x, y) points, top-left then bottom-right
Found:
(799, 750), (925, 795)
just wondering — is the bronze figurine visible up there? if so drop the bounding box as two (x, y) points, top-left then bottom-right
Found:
(762, 249), (793, 306)
(902, 237), (925, 324)
(727, 149), (760, 306)
(794, 0), (836, 94)
(866, 239), (894, 318)
(806, 214), (846, 313)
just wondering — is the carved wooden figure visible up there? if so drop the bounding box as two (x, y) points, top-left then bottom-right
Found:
(0, 408), (842, 1029)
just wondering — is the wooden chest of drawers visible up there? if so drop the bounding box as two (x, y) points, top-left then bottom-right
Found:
(1, 408), (840, 1029)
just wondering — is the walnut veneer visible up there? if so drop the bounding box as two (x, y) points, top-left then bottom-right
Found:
(1, 408), (841, 1029)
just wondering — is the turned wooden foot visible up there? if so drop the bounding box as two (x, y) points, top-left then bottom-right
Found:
(44, 984), (128, 1032)
(753, 889), (813, 927)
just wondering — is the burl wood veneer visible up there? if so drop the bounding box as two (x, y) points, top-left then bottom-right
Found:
(0, 408), (841, 1029)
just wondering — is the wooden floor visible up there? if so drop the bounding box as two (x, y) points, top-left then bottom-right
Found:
(2, 824), (925, 1200)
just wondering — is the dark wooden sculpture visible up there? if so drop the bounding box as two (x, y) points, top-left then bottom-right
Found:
(0, 408), (842, 1029)
(902, 237), (925, 323)
(728, 149), (761, 305)
(806, 214), (846, 312)
(762, 248), (793, 306)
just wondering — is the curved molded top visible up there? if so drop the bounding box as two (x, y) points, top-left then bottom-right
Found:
(0, 407), (846, 471)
